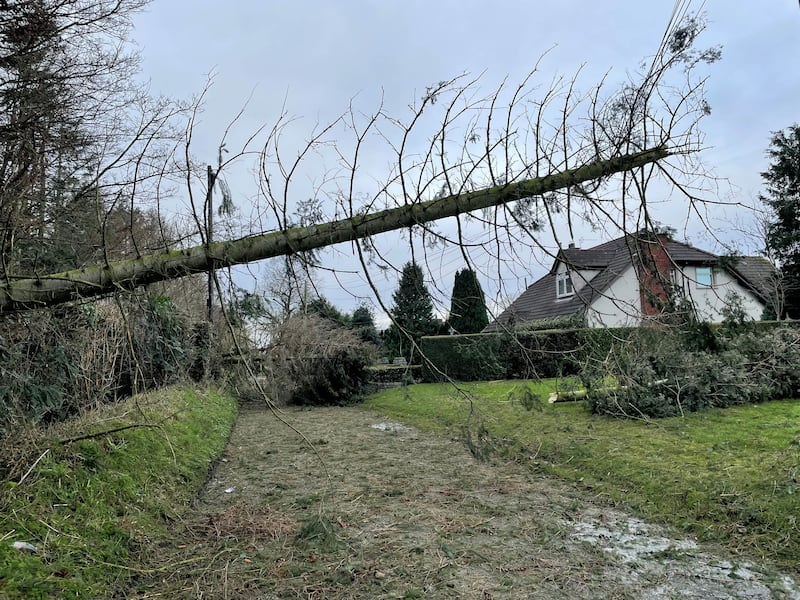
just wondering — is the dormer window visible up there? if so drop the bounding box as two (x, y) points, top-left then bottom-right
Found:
(557, 271), (573, 298)
(696, 266), (714, 288)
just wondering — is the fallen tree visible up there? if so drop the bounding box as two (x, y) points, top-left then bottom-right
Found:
(0, 146), (667, 313)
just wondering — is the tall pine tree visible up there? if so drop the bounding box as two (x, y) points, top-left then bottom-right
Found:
(762, 124), (800, 318)
(447, 268), (489, 333)
(386, 262), (437, 362)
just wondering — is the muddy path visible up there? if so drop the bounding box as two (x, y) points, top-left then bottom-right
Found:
(128, 405), (800, 599)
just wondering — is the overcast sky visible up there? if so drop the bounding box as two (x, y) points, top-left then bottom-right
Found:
(131, 1), (800, 323)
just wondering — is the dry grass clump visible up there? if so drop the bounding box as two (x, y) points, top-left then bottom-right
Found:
(199, 503), (296, 540)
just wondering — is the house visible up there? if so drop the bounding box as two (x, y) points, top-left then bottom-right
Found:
(484, 232), (776, 331)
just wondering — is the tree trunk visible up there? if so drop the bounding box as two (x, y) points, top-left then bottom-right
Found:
(0, 146), (668, 313)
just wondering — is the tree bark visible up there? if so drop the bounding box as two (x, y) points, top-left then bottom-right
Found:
(0, 146), (668, 313)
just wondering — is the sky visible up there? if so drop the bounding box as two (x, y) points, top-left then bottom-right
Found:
(131, 1), (800, 325)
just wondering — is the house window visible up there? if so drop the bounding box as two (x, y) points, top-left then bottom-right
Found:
(557, 271), (573, 298)
(696, 266), (714, 288)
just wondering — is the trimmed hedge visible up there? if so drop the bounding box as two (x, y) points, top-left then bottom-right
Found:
(367, 365), (423, 385)
(420, 328), (639, 382)
(420, 321), (799, 383)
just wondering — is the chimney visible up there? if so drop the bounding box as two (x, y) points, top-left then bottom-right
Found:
(638, 234), (672, 317)
(568, 242), (576, 249)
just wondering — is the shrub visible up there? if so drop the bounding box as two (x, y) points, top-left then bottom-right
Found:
(420, 334), (503, 382)
(584, 325), (800, 418)
(0, 311), (85, 431)
(366, 365), (423, 385)
(135, 294), (189, 388)
(420, 327), (642, 382)
(189, 321), (212, 382)
(260, 315), (372, 406)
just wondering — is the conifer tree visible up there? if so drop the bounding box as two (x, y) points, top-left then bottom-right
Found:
(762, 124), (800, 318)
(386, 262), (437, 362)
(351, 304), (379, 344)
(303, 295), (351, 327)
(447, 269), (489, 334)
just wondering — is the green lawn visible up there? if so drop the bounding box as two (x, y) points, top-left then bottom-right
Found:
(365, 380), (800, 568)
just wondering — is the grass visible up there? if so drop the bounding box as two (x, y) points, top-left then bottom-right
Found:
(130, 404), (637, 598)
(0, 385), (238, 599)
(365, 380), (800, 569)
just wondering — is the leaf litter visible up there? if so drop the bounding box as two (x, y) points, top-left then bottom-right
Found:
(128, 404), (800, 599)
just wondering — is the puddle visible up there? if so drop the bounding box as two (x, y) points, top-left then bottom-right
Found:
(570, 513), (800, 599)
(370, 421), (410, 432)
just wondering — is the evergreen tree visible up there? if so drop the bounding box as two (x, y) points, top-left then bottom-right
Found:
(303, 295), (351, 327)
(447, 269), (489, 334)
(0, 1), (175, 276)
(762, 124), (800, 318)
(386, 262), (437, 362)
(351, 304), (379, 344)
(0, 1), (87, 273)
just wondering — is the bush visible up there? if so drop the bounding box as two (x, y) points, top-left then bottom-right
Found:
(260, 315), (372, 406)
(0, 293), (199, 433)
(366, 365), (423, 385)
(133, 294), (189, 389)
(420, 334), (503, 382)
(420, 327), (646, 382)
(0, 311), (85, 430)
(584, 325), (800, 418)
(189, 321), (212, 382)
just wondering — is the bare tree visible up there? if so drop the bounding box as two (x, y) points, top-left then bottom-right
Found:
(0, 0), (186, 278)
(0, 3), (724, 414)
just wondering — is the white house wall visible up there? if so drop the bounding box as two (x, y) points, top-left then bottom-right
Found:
(586, 264), (642, 328)
(674, 267), (764, 322)
(571, 268), (600, 294)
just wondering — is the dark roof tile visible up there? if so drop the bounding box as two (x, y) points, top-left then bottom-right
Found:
(729, 256), (777, 301)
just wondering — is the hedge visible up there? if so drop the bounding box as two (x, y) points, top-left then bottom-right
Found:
(418, 323), (798, 383)
(367, 365), (423, 385)
(419, 328), (602, 382)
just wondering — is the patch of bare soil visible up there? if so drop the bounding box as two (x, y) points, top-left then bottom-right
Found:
(127, 405), (799, 599)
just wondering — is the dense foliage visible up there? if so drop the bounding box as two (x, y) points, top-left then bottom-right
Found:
(420, 328), (600, 382)
(0, 1), (204, 430)
(447, 269), (489, 334)
(420, 321), (800, 419)
(0, 293), (200, 432)
(0, 0), (176, 277)
(385, 262), (438, 363)
(351, 304), (380, 345)
(303, 295), (352, 327)
(258, 314), (372, 406)
(761, 124), (800, 318)
(583, 322), (800, 418)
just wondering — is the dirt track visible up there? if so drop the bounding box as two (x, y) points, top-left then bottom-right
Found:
(128, 404), (800, 599)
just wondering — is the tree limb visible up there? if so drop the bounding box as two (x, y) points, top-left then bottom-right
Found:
(0, 146), (668, 313)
